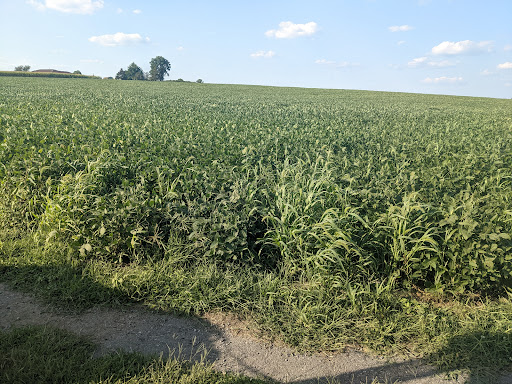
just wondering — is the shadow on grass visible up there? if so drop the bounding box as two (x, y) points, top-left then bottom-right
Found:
(0, 261), (130, 311)
(0, 261), (218, 359)
(286, 330), (512, 384)
(0, 325), (263, 384)
(6, 324), (511, 384)
(427, 330), (512, 384)
(0, 261), (242, 382)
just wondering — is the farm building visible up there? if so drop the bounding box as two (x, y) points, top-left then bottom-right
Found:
(32, 69), (71, 74)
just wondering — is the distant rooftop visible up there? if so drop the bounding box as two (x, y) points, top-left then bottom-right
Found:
(32, 69), (71, 74)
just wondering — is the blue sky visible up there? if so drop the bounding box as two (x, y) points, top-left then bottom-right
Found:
(1, 0), (511, 98)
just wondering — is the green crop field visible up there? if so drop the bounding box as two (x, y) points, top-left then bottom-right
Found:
(1, 77), (512, 380)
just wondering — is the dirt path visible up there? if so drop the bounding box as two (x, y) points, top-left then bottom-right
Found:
(1, 282), (503, 384)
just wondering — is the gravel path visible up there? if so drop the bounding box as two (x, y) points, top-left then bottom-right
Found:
(1, 282), (504, 384)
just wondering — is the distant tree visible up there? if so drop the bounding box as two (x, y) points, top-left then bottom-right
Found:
(126, 62), (145, 80)
(149, 56), (171, 81)
(176, 78), (184, 82)
(73, 70), (82, 75)
(115, 68), (127, 80)
(15, 65), (30, 72)
(196, 79), (203, 83)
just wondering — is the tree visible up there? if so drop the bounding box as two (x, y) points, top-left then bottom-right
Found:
(115, 68), (127, 80)
(14, 65), (30, 72)
(73, 70), (82, 75)
(149, 56), (171, 81)
(125, 62), (145, 80)
(196, 79), (203, 83)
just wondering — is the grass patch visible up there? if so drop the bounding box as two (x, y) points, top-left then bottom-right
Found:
(1, 237), (511, 381)
(0, 237), (128, 310)
(0, 325), (266, 384)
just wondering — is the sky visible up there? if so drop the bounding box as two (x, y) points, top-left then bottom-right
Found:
(1, 0), (511, 99)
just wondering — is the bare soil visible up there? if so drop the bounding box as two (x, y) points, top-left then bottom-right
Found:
(1, 282), (507, 384)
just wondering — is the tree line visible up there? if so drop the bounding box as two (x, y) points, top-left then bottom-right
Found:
(115, 56), (203, 83)
(13, 55), (203, 83)
(116, 56), (170, 81)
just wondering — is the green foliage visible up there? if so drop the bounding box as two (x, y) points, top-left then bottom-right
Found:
(14, 65), (30, 72)
(149, 56), (171, 81)
(1, 78), (511, 295)
(116, 68), (127, 80)
(125, 63), (146, 80)
(116, 64), (146, 81)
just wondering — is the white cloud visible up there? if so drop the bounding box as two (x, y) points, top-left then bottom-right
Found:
(27, 0), (46, 11)
(28, 0), (104, 14)
(389, 25), (414, 32)
(251, 50), (276, 59)
(408, 57), (428, 67)
(408, 55), (457, 68)
(397, 40), (406, 46)
(132, 9), (141, 14)
(422, 76), (464, 84)
(116, 7), (123, 13)
(265, 21), (318, 39)
(431, 40), (493, 55)
(497, 62), (512, 69)
(88, 32), (150, 47)
(480, 69), (495, 76)
(504, 45), (512, 51)
(177, 46), (185, 51)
